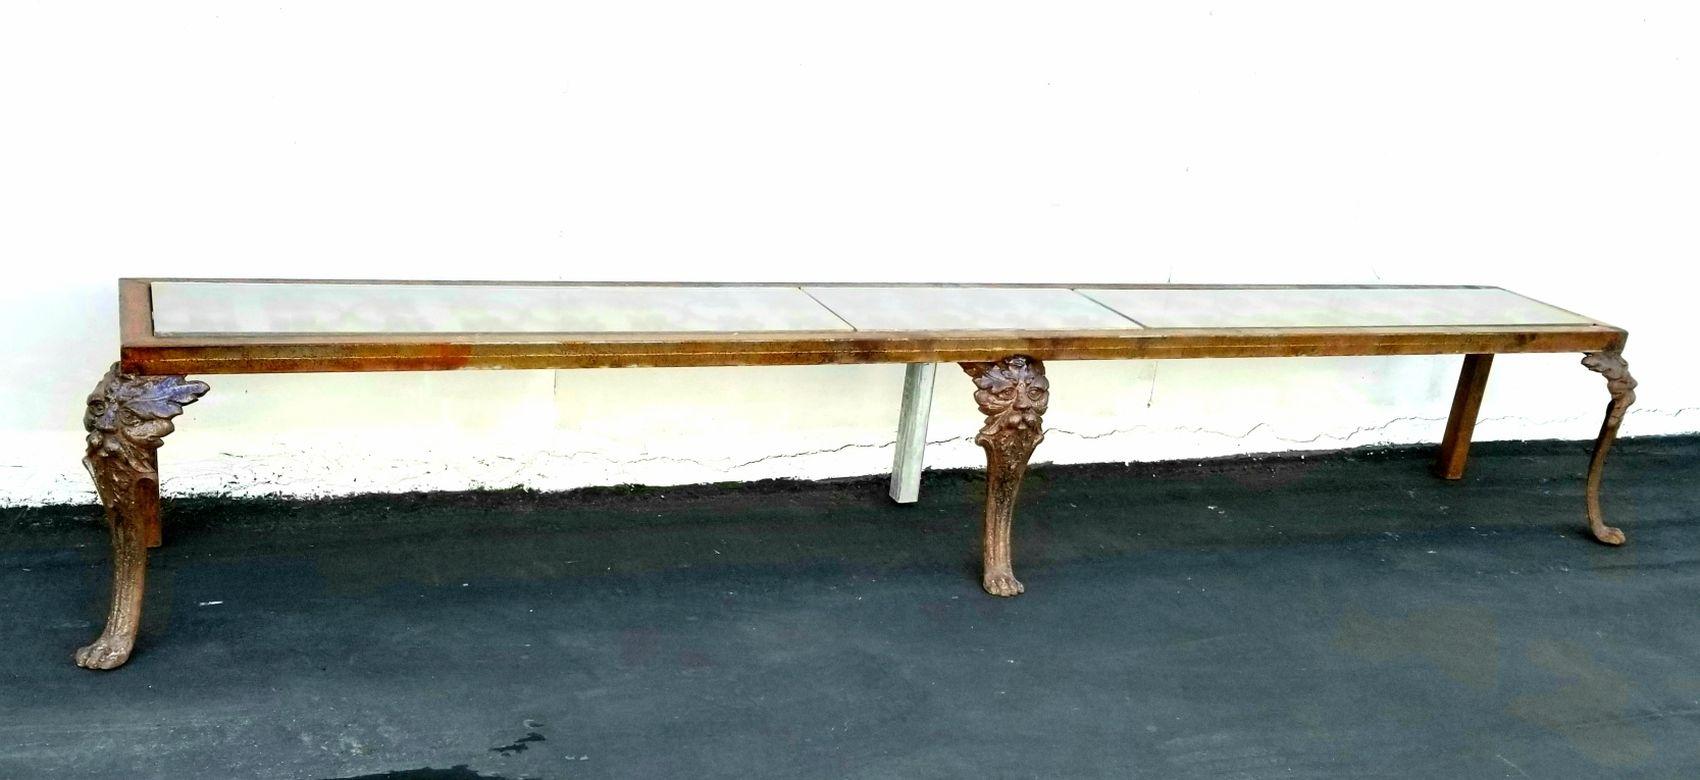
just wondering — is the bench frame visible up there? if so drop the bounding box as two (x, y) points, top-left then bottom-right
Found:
(73, 279), (1636, 669)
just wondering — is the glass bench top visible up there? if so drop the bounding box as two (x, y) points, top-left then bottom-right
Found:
(802, 286), (1137, 331)
(147, 281), (1598, 336)
(1077, 287), (1594, 329)
(150, 282), (856, 334)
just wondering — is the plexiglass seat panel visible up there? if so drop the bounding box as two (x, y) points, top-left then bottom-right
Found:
(802, 286), (1140, 331)
(1076, 286), (1596, 329)
(151, 282), (855, 334)
(150, 281), (1599, 337)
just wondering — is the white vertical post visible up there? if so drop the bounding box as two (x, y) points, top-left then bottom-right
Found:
(889, 362), (938, 503)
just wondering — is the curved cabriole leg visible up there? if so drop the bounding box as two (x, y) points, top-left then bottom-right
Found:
(76, 363), (208, 670)
(961, 356), (1048, 597)
(1580, 351), (1636, 546)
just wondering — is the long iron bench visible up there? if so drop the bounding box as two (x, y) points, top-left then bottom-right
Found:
(74, 279), (1636, 669)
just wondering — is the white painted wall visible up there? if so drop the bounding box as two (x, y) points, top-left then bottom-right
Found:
(3, 3), (1696, 506)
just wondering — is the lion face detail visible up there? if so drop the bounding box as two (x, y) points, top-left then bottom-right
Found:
(84, 364), (210, 477)
(964, 356), (1048, 444)
(1581, 352), (1636, 426)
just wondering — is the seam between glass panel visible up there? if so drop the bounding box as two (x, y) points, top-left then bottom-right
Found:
(1072, 289), (1148, 328)
(798, 287), (860, 332)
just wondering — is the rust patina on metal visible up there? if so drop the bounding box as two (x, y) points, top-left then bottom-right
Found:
(77, 278), (1636, 669)
(962, 356), (1049, 598)
(78, 365), (209, 669)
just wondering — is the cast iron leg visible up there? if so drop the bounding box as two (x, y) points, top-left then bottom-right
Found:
(76, 363), (208, 670)
(1580, 351), (1635, 546)
(961, 355), (1048, 597)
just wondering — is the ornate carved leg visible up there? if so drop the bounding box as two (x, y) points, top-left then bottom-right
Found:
(961, 355), (1048, 597)
(76, 363), (208, 670)
(1581, 351), (1635, 546)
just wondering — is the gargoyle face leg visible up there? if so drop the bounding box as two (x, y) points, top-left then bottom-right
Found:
(1581, 351), (1636, 546)
(960, 355), (1048, 597)
(75, 364), (209, 670)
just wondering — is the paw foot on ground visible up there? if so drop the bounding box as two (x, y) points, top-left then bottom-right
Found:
(74, 636), (132, 670)
(982, 571), (1025, 598)
(1592, 525), (1626, 546)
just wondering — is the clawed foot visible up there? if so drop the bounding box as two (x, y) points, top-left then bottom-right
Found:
(982, 570), (1025, 597)
(74, 635), (133, 670)
(1591, 525), (1626, 546)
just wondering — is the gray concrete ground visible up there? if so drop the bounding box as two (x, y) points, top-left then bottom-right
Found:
(1, 437), (1697, 779)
